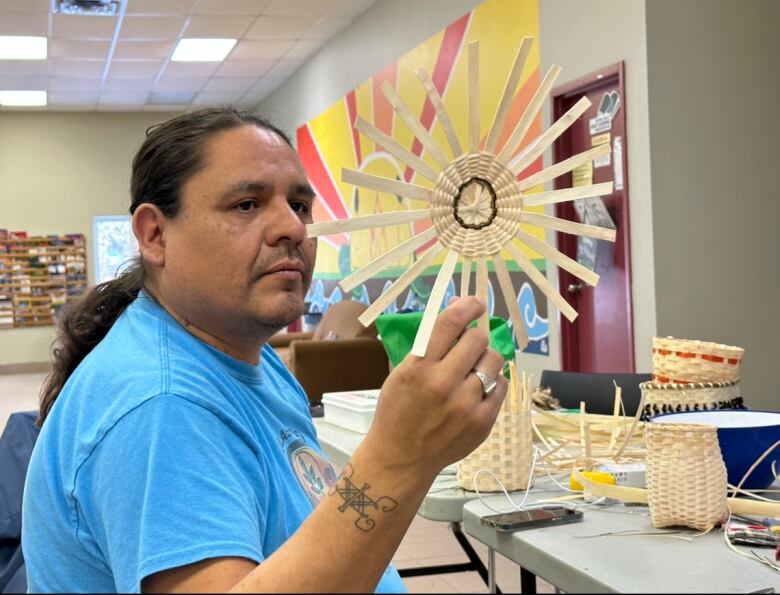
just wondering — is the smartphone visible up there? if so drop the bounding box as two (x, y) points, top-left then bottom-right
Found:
(480, 507), (583, 532)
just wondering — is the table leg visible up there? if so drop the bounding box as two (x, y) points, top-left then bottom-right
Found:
(520, 567), (537, 594)
(397, 522), (501, 593)
(488, 548), (497, 594)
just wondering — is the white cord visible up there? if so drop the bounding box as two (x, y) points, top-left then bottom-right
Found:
(472, 446), (600, 513)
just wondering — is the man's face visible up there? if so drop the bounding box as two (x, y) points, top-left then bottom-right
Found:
(159, 125), (317, 343)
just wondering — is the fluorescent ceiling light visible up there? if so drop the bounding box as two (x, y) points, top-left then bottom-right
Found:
(0, 36), (47, 60)
(171, 39), (236, 62)
(0, 91), (47, 107)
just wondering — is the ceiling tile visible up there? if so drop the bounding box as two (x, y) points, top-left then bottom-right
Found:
(126, 0), (197, 14)
(214, 59), (275, 78)
(0, 12), (49, 36)
(162, 61), (220, 77)
(0, 75), (48, 90)
(202, 77), (256, 93)
(0, 0), (49, 12)
(184, 15), (254, 38)
(108, 60), (164, 78)
(120, 16), (187, 40)
(99, 91), (150, 105)
(49, 91), (99, 104)
(326, 0), (376, 17)
(244, 16), (317, 39)
(103, 77), (156, 91)
(49, 77), (103, 92)
(51, 39), (111, 60)
(285, 39), (324, 61)
(263, 0), (335, 16)
(154, 77), (208, 92)
(0, 60), (49, 76)
(52, 14), (117, 40)
(196, 0), (270, 16)
(114, 40), (174, 60)
(49, 59), (106, 78)
(193, 91), (246, 105)
(265, 59), (303, 79)
(303, 16), (351, 40)
(230, 39), (293, 60)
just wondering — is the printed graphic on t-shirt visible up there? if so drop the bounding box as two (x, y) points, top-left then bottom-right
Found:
(280, 428), (338, 507)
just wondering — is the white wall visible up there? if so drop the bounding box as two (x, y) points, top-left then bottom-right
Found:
(258, 0), (484, 132)
(645, 0), (780, 409)
(0, 111), (174, 366)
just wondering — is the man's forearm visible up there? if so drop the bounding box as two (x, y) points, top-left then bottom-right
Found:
(229, 440), (435, 593)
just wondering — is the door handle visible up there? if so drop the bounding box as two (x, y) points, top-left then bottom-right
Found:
(567, 283), (585, 294)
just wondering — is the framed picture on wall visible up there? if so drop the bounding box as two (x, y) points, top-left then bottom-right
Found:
(92, 215), (136, 284)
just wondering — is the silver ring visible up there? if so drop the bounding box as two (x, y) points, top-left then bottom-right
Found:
(474, 370), (498, 397)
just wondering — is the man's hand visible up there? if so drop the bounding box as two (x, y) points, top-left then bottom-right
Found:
(363, 296), (508, 480)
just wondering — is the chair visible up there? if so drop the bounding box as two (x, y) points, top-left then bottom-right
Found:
(268, 301), (390, 413)
(538, 370), (652, 416)
(0, 410), (40, 594)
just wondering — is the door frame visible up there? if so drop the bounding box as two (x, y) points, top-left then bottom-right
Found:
(551, 61), (635, 372)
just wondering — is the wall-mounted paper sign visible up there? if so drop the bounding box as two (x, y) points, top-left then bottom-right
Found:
(593, 151), (611, 168)
(589, 90), (621, 135)
(574, 196), (616, 273)
(589, 113), (612, 135)
(572, 162), (593, 187)
(613, 136), (624, 190)
(573, 197), (616, 230)
(591, 132), (611, 146)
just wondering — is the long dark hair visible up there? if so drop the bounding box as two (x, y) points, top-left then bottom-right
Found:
(39, 106), (292, 424)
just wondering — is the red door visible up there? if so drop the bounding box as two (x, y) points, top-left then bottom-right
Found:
(552, 62), (634, 373)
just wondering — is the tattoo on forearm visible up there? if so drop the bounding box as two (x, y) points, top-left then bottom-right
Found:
(330, 464), (398, 532)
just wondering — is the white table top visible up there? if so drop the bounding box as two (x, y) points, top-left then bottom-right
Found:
(462, 486), (780, 594)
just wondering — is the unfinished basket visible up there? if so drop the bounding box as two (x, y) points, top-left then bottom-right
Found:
(640, 380), (745, 421)
(652, 337), (744, 383)
(645, 422), (728, 531)
(306, 37), (619, 359)
(457, 365), (533, 492)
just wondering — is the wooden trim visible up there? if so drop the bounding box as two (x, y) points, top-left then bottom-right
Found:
(0, 361), (50, 375)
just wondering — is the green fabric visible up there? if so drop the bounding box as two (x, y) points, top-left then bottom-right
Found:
(375, 312), (515, 374)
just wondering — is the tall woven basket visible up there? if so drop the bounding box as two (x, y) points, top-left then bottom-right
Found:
(645, 423), (728, 531)
(640, 380), (744, 421)
(457, 365), (533, 492)
(652, 337), (743, 383)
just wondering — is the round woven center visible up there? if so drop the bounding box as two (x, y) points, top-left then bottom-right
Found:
(431, 152), (524, 258)
(453, 177), (497, 230)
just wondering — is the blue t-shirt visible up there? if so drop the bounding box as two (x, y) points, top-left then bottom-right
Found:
(22, 293), (405, 593)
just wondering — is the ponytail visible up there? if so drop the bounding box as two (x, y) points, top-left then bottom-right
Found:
(38, 261), (144, 424)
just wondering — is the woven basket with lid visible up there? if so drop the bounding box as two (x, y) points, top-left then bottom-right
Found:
(645, 422), (728, 531)
(640, 380), (745, 421)
(652, 337), (743, 383)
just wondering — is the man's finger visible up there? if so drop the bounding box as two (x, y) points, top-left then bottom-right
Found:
(424, 296), (485, 361)
(440, 327), (489, 380)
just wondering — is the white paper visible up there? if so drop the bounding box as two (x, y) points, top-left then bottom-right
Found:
(613, 136), (624, 191)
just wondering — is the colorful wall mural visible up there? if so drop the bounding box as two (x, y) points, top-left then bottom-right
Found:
(298, 0), (549, 355)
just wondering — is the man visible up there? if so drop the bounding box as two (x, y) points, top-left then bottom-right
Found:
(22, 107), (507, 593)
